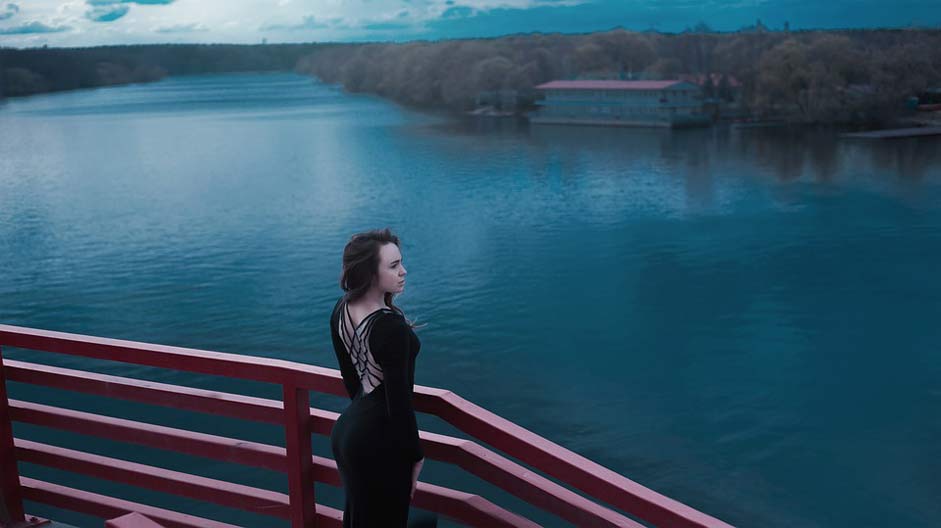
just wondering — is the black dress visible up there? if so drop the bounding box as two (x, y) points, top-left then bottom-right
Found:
(329, 296), (424, 528)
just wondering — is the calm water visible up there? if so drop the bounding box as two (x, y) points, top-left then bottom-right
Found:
(1, 72), (940, 528)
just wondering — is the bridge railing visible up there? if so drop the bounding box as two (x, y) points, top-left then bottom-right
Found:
(0, 324), (733, 528)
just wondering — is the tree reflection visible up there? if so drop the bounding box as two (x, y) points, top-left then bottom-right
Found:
(863, 137), (941, 181)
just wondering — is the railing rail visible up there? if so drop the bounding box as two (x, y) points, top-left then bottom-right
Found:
(3, 359), (623, 527)
(0, 323), (733, 527)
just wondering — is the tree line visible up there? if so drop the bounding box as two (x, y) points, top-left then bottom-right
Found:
(3, 29), (940, 124)
(0, 43), (319, 97)
(298, 28), (941, 124)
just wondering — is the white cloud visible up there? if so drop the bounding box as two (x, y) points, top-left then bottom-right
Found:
(0, 3), (20, 21)
(0, 20), (70, 34)
(153, 21), (208, 33)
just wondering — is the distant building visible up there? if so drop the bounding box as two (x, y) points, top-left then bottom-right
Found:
(530, 80), (710, 128)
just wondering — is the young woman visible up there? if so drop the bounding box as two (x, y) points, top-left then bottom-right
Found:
(329, 228), (426, 527)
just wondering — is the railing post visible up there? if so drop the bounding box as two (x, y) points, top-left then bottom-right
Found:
(283, 384), (316, 528)
(0, 345), (27, 526)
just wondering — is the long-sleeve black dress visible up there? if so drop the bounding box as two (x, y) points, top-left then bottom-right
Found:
(329, 296), (424, 528)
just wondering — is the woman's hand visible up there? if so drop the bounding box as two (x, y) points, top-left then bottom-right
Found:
(410, 458), (424, 500)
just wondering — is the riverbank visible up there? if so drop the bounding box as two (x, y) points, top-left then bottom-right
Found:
(4, 28), (941, 127)
(841, 126), (941, 138)
(0, 43), (318, 98)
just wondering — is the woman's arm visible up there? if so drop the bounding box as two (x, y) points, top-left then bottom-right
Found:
(373, 315), (424, 462)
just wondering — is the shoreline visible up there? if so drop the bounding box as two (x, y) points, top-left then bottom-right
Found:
(3, 70), (938, 132)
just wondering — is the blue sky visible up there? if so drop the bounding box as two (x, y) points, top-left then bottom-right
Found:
(1, 0), (939, 48)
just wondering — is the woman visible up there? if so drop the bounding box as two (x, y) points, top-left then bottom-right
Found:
(329, 228), (426, 527)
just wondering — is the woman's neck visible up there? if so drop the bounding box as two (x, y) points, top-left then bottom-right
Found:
(353, 289), (387, 310)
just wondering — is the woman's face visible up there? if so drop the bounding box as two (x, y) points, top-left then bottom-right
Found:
(375, 242), (407, 294)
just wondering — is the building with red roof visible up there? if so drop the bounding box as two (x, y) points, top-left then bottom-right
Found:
(530, 79), (711, 128)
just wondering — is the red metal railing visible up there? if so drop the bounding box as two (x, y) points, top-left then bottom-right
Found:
(0, 324), (734, 528)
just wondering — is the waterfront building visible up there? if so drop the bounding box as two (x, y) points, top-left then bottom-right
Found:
(530, 80), (711, 128)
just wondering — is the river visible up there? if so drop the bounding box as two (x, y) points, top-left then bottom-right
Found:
(1, 72), (939, 527)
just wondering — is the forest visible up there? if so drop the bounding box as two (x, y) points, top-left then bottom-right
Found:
(3, 28), (941, 124)
(0, 43), (319, 96)
(298, 28), (941, 124)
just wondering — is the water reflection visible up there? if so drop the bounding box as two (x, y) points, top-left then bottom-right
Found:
(415, 117), (941, 226)
(861, 136), (941, 181)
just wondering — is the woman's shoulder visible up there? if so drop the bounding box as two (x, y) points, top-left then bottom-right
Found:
(374, 308), (407, 324)
(330, 296), (345, 323)
(369, 309), (409, 336)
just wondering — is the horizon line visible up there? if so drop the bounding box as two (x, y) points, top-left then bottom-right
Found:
(3, 24), (941, 51)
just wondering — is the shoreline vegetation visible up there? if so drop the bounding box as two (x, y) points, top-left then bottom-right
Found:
(2, 27), (941, 126)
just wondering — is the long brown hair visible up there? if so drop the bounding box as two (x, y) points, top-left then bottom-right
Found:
(339, 227), (421, 329)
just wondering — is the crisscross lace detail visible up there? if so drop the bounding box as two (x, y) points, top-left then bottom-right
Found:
(338, 300), (392, 396)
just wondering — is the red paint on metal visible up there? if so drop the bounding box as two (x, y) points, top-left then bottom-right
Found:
(14, 439), (292, 518)
(0, 345), (28, 526)
(422, 389), (733, 528)
(5, 359), (641, 526)
(8, 399), (288, 471)
(411, 482), (539, 528)
(12, 414), (534, 526)
(283, 385), (316, 528)
(418, 431), (642, 527)
(1, 324), (734, 528)
(3, 360), (284, 424)
(0, 325), (346, 393)
(19, 477), (247, 528)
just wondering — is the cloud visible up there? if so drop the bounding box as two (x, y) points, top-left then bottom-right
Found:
(0, 3), (18, 21)
(423, 0), (684, 37)
(86, 0), (175, 4)
(362, 20), (413, 30)
(86, 4), (129, 22)
(441, 5), (475, 18)
(0, 20), (71, 34)
(3, 0), (941, 48)
(261, 15), (341, 31)
(84, 0), (176, 23)
(263, 8), (427, 34)
(419, 0), (941, 38)
(154, 22), (209, 33)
